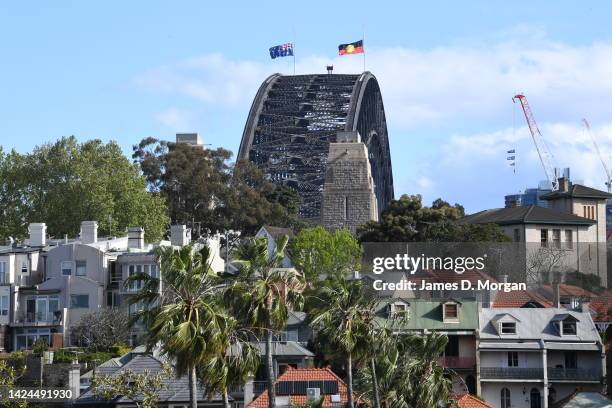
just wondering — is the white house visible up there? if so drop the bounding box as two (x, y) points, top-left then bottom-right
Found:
(477, 307), (606, 408)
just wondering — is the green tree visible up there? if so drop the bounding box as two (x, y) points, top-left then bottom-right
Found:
(90, 365), (173, 408)
(201, 333), (260, 408)
(0, 352), (27, 408)
(132, 138), (302, 236)
(0, 136), (169, 242)
(357, 194), (508, 243)
(225, 236), (305, 408)
(290, 226), (363, 282)
(309, 279), (377, 408)
(356, 332), (453, 408)
(128, 245), (230, 408)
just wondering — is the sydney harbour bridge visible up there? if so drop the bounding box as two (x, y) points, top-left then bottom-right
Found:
(238, 71), (394, 222)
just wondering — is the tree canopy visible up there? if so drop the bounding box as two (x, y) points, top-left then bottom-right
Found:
(0, 137), (169, 242)
(357, 194), (509, 242)
(132, 138), (302, 236)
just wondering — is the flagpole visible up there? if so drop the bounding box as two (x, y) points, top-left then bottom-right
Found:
(362, 24), (366, 72)
(292, 26), (296, 75)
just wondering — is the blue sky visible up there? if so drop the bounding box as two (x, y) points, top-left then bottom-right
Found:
(3, 1), (612, 213)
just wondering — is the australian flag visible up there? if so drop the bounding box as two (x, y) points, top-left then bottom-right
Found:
(269, 43), (294, 59)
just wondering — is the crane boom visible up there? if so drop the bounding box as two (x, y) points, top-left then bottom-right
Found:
(512, 94), (558, 190)
(583, 118), (612, 192)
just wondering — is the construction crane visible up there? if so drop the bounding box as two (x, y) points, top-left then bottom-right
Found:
(582, 118), (612, 192)
(512, 94), (559, 190)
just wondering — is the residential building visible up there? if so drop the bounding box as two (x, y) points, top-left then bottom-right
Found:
(376, 298), (479, 395)
(255, 225), (294, 268)
(456, 393), (495, 408)
(76, 348), (227, 407)
(478, 307), (606, 408)
(462, 178), (610, 287)
(247, 367), (357, 408)
(6, 220), (222, 351)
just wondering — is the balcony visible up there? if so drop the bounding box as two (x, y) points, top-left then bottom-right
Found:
(437, 356), (476, 369)
(480, 367), (544, 380)
(548, 367), (601, 382)
(11, 310), (63, 326)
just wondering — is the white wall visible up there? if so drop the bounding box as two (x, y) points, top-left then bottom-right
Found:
(481, 383), (544, 408)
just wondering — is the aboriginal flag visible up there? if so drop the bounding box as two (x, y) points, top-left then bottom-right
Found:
(338, 40), (364, 55)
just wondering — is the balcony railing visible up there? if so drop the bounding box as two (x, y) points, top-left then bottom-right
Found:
(548, 367), (601, 382)
(254, 381), (267, 395)
(480, 367), (544, 380)
(13, 310), (62, 325)
(437, 356), (476, 369)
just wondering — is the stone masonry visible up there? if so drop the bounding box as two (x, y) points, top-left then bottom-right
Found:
(321, 131), (378, 233)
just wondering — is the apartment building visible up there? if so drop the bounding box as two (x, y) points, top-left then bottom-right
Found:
(5, 220), (225, 351)
(0, 223), (47, 351)
(477, 307), (606, 408)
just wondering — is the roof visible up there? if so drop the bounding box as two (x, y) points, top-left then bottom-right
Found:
(251, 341), (314, 357)
(455, 394), (494, 408)
(493, 289), (554, 308)
(76, 354), (226, 405)
(591, 289), (612, 322)
(553, 392), (612, 408)
(248, 367), (354, 408)
(375, 298), (479, 331)
(460, 205), (595, 226)
(259, 225), (295, 240)
(479, 308), (601, 343)
(542, 183), (612, 201)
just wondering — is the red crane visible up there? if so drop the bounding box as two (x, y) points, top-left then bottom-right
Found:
(512, 94), (558, 190)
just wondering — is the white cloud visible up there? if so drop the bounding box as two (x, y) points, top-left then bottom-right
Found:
(155, 107), (193, 130)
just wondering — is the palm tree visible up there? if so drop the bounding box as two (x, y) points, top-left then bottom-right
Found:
(200, 326), (260, 408)
(309, 279), (377, 408)
(226, 235), (305, 408)
(128, 245), (230, 408)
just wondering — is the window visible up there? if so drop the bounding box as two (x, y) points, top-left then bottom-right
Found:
(562, 320), (577, 335)
(500, 388), (511, 408)
(540, 229), (548, 247)
(0, 295), (8, 316)
(128, 264), (157, 291)
(583, 205), (596, 220)
(513, 228), (520, 242)
(500, 322), (516, 334)
(443, 303), (458, 321)
(392, 303), (408, 317)
(21, 261), (28, 273)
(0, 261), (6, 284)
(61, 261), (72, 276)
(565, 230), (573, 249)
(75, 260), (87, 276)
(106, 291), (120, 307)
(552, 229), (561, 248)
(70, 294), (89, 308)
(507, 351), (519, 367)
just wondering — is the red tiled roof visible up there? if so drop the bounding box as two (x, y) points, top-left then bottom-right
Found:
(455, 394), (494, 408)
(248, 367), (354, 408)
(493, 289), (554, 308)
(590, 289), (612, 322)
(429, 269), (498, 285)
(538, 284), (597, 299)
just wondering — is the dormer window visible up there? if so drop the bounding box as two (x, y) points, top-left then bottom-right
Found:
(562, 320), (577, 335)
(390, 302), (409, 318)
(500, 322), (516, 334)
(443, 302), (459, 322)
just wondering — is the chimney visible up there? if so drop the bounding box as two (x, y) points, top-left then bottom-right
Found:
(28, 223), (47, 247)
(127, 227), (145, 250)
(68, 363), (81, 399)
(558, 177), (570, 193)
(170, 225), (190, 247)
(80, 221), (98, 244)
(552, 283), (561, 308)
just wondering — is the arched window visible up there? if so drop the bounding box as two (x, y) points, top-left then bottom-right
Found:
(549, 388), (557, 404)
(501, 388), (511, 408)
(530, 388), (541, 408)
